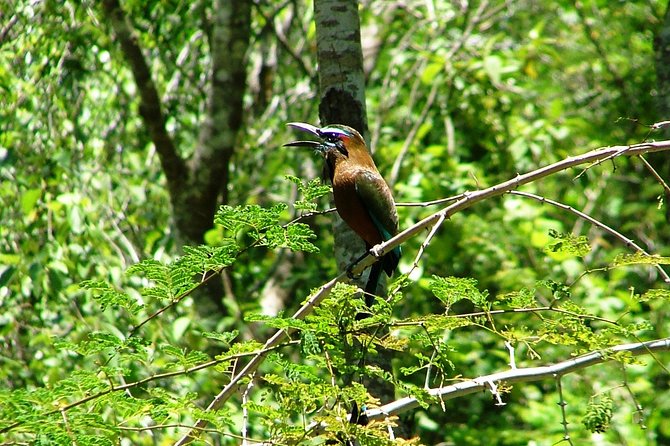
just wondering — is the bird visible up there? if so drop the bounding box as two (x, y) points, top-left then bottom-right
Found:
(284, 122), (400, 311)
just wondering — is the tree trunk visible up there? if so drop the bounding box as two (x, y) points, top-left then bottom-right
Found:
(654, 4), (670, 222)
(314, 0), (371, 284)
(102, 0), (252, 314)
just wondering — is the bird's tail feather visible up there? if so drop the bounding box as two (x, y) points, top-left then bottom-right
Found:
(363, 261), (383, 307)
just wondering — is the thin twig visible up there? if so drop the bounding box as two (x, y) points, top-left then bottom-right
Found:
(390, 305), (619, 327)
(486, 380), (505, 406)
(509, 190), (670, 282)
(395, 193), (466, 207)
(556, 375), (574, 445)
(639, 155), (670, 194)
(241, 371), (255, 446)
(505, 341), (516, 369)
(620, 364), (646, 429)
(393, 212), (445, 295)
(117, 423), (223, 433)
(388, 81), (439, 186)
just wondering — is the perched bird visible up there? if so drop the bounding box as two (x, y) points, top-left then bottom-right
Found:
(284, 122), (400, 309)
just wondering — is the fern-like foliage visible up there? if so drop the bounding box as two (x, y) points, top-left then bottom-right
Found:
(545, 229), (591, 257)
(582, 394), (614, 433)
(285, 175), (332, 212)
(430, 276), (490, 310)
(215, 203), (318, 252)
(79, 280), (142, 312)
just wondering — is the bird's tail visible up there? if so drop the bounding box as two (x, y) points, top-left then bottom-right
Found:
(355, 263), (383, 320)
(363, 261), (383, 307)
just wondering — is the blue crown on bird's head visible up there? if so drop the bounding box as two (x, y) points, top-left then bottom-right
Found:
(283, 122), (364, 154)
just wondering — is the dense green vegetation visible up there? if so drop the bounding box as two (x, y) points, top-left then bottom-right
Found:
(1, 0), (669, 444)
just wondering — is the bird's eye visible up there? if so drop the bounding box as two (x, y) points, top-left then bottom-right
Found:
(318, 128), (350, 156)
(322, 135), (348, 156)
(323, 133), (343, 141)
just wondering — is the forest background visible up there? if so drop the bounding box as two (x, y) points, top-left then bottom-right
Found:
(2, 0), (670, 445)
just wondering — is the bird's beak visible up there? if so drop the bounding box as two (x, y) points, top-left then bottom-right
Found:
(283, 122), (323, 149)
(286, 122), (320, 136)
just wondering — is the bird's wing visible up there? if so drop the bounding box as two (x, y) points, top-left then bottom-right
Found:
(355, 170), (401, 274)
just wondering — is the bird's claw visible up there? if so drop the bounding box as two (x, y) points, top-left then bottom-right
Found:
(370, 244), (384, 258)
(346, 266), (362, 280)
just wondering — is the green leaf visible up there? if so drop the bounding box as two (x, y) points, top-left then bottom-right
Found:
(421, 61), (444, 85)
(215, 203), (287, 238)
(430, 276), (489, 309)
(285, 175), (331, 212)
(80, 280), (142, 312)
(202, 330), (238, 345)
(544, 229), (590, 257)
(483, 54), (504, 84)
(582, 394), (613, 433)
(55, 332), (124, 356)
(160, 344), (209, 369)
(496, 288), (536, 307)
(300, 330), (322, 356)
(127, 258), (199, 302)
(181, 242), (239, 272)
(21, 188), (41, 215)
(172, 316), (191, 340)
(265, 223), (318, 252)
(612, 253), (670, 267)
(537, 279), (571, 301)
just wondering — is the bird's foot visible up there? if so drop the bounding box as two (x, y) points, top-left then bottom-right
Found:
(370, 244), (384, 258)
(346, 266), (362, 280)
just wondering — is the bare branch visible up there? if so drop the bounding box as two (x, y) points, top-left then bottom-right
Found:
(174, 275), (343, 445)
(364, 337), (670, 420)
(639, 155), (670, 195)
(556, 375), (574, 445)
(0, 13), (19, 46)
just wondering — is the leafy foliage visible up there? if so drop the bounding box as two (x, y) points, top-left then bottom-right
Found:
(285, 174), (332, 212)
(582, 394), (614, 434)
(430, 276), (489, 310)
(1, 0), (669, 445)
(544, 229), (591, 257)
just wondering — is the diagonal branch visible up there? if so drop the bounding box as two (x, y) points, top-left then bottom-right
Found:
(101, 0), (187, 198)
(364, 337), (670, 420)
(173, 276), (342, 445)
(355, 140), (670, 278)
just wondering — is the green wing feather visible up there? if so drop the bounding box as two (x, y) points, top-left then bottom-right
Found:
(355, 171), (401, 275)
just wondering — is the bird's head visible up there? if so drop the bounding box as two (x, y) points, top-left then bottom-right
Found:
(284, 122), (367, 161)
